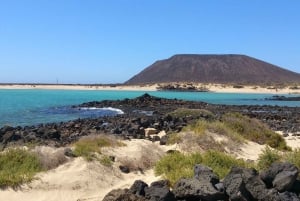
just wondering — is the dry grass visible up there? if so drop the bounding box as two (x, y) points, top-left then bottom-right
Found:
(73, 134), (125, 161)
(34, 147), (68, 170)
(118, 143), (163, 172)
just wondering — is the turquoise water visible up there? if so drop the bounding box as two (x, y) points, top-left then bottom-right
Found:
(0, 89), (299, 127)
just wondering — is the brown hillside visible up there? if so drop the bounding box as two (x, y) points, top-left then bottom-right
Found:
(125, 54), (300, 85)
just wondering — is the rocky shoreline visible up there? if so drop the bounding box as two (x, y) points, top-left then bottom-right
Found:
(0, 93), (299, 149)
(103, 162), (300, 201)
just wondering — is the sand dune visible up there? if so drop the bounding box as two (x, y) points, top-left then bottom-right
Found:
(0, 134), (299, 201)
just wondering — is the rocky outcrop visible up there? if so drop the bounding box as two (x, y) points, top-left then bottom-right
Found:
(260, 162), (299, 192)
(266, 96), (300, 101)
(0, 94), (300, 148)
(103, 163), (300, 201)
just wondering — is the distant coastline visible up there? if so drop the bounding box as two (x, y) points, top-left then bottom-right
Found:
(0, 83), (300, 94)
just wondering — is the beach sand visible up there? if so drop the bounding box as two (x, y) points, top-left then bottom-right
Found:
(0, 83), (299, 94)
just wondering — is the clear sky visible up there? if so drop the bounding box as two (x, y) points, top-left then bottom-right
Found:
(0, 0), (299, 84)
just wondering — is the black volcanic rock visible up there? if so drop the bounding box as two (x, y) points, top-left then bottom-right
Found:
(125, 54), (300, 85)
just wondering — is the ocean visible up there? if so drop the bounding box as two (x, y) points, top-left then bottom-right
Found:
(0, 89), (299, 127)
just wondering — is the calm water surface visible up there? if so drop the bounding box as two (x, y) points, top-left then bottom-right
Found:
(0, 89), (299, 127)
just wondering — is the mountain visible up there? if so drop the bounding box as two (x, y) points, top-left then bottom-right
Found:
(125, 54), (300, 85)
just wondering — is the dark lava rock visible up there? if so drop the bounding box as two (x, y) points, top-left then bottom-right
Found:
(194, 164), (219, 185)
(129, 180), (148, 196)
(173, 178), (227, 201)
(119, 165), (130, 174)
(144, 180), (175, 201)
(102, 188), (147, 201)
(260, 162), (299, 192)
(266, 95), (300, 101)
(279, 191), (300, 201)
(223, 167), (278, 201)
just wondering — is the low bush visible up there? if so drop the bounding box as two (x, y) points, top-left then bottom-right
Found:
(257, 146), (281, 170)
(99, 155), (113, 167)
(180, 120), (244, 152)
(0, 148), (42, 188)
(166, 132), (183, 145)
(155, 152), (202, 186)
(35, 147), (67, 170)
(233, 85), (244, 88)
(154, 150), (249, 186)
(119, 143), (163, 172)
(285, 148), (300, 169)
(73, 135), (124, 161)
(167, 108), (215, 120)
(221, 113), (290, 151)
(202, 150), (251, 178)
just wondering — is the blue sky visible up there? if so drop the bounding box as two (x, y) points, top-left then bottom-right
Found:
(0, 0), (299, 84)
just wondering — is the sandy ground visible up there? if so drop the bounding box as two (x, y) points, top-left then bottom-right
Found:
(0, 132), (299, 201)
(0, 83), (299, 94)
(0, 139), (174, 201)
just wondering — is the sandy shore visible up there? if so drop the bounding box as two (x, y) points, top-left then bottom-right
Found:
(0, 83), (299, 94)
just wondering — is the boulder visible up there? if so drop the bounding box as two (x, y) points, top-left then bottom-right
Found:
(144, 180), (175, 201)
(194, 164), (219, 185)
(223, 167), (279, 201)
(144, 128), (158, 137)
(102, 188), (147, 201)
(173, 178), (226, 201)
(260, 162), (299, 191)
(129, 180), (148, 196)
(119, 165), (130, 174)
(278, 191), (300, 201)
(159, 135), (168, 145)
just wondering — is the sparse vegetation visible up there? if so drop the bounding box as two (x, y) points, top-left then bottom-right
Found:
(233, 85), (244, 88)
(119, 143), (163, 172)
(221, 113), (290, 151)
(0, 148), (42, 188)
(257, 147), (300, 171)
(285, 148), (300, 169)
(155, 152), (202, 185)
(166, 132), (183, 145)
(99, 155), (113, 167)
(257, 146), (281, 170)
(202, 150), (251, 178)
(35, 147), (67, 170)
(185, 120), (244, 144)
(167, 108), (215, 119)
(73, 135), (124, 161)
(155, 150), (249, 186)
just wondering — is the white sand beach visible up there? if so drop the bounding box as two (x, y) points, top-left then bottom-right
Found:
(0, 83), (299, 94)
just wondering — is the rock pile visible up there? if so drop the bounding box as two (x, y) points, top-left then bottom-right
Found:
(103, 162), (300, 201)
(0, 94), (299, 149)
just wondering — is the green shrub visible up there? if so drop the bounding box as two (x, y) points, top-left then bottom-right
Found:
(0, 148), (42, 188)
(154, 152), (202, 186)
(155, 150), (249, 186)
(99, 155), (113, 167)
(221, 113), (290, 151)
(285, 148), (300, 169)
(257, 146), (281, 170)
(202, 150), (250, 178)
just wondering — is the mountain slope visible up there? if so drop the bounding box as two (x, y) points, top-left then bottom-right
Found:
(125, 54), (300, 85)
